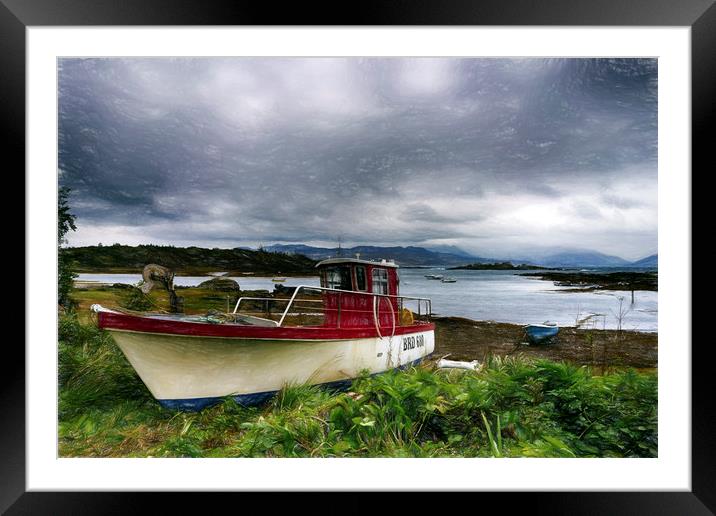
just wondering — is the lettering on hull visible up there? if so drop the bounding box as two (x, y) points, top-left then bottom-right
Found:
(402, 334), (425, 351)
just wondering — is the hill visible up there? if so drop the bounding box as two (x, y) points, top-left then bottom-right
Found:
(423, 245), (477, 259)
(628, 254), (658, 268)
(263, 244), (487, 266)
(449, 262), (550, 271)
(62, 244), (317, 274)
(508, 250), (632, 268)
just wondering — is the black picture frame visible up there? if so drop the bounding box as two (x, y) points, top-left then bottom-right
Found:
(6, 0), (710, 513)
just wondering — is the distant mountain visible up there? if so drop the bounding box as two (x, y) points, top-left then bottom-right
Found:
(508, 249), (632, 268)
(628, 254), (658, 267)
(264, 244), (653, 268)
(264, 244), (486, 266)
(423, 245), (477, 259)
(541, 252), (631, 268)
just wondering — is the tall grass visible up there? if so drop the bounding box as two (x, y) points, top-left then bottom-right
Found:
(58, 314), (657, 458)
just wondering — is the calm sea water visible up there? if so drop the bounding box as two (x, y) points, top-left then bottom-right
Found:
(77, 268), (657, 332)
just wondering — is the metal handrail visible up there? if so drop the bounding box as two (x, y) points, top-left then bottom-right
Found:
(233, 285), (432, 328)
(233, 296), (321, 314)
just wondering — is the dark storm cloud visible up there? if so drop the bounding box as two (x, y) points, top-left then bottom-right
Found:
(59, 58), (657, 259)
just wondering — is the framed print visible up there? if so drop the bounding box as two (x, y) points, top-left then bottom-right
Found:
(7, 0), (712, 512)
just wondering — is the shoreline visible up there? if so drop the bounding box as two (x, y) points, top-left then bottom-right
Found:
(431, 316), (657, 369)
(519, 270), (657, 292)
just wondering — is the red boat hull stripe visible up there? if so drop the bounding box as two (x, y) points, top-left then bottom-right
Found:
(98, 311), (435, 340)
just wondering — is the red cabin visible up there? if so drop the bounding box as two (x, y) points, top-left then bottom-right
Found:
(316, 258), (402, 330)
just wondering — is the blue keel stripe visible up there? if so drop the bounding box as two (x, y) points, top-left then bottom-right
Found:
(157, 356), (430, 411)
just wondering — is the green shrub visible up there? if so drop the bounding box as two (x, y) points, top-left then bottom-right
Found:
(119, 286), (154, 311)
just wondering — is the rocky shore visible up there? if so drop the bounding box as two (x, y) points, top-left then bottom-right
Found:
(431, 316), (657, 369)
(519, 271), (657, 292)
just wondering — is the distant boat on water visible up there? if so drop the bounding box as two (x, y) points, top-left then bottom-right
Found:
(425, 274), (444, 280)
(441, 277), (457, 283)
(272, 277), (287, 282)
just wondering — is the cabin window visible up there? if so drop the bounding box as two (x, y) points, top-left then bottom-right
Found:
(324, 266), (353, 290)
(371, 268), (389, 295)
(355, 266), (367, 291)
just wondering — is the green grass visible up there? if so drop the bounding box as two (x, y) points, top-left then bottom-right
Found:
(70, 285), (277, 325)
(58, 313), (657, 458)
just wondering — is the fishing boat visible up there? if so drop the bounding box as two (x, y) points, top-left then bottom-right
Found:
(441, 277), (457, 283)
(524, 322), (559, 344)
(92, 258), (435, 410)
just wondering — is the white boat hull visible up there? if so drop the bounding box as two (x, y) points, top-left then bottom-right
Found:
(107, 328), (435, 410)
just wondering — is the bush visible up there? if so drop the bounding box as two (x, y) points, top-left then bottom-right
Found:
(119, 286), (155, 311)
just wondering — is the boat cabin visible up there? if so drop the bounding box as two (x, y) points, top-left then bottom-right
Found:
(317, 257), (399, 295)
(316, 258), (401, 329)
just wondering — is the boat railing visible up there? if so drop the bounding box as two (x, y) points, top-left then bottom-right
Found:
(233, 296), (323, 317)
(232, 285), (432, 328)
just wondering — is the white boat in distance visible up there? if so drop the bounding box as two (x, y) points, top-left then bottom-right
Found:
(93, 258), (435, 411)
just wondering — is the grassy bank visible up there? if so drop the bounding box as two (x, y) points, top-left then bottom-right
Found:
(71, 283), (283, 321)
(59, 313), (657, 458)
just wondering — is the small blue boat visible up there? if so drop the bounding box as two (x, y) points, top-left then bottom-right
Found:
(524, 322), (559, 344)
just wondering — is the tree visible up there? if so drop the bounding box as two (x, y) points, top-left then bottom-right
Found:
(58, 186), (77, 307)
(58, 186), (77, 244)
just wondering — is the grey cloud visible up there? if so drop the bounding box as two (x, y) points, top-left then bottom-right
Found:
(59, 58), (657, 259)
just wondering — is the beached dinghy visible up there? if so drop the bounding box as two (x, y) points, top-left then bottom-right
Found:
(93, 258), (435, 410)
(524, 322), (559, 344)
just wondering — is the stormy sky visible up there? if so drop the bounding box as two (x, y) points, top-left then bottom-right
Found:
(58, 58), (657, 260)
